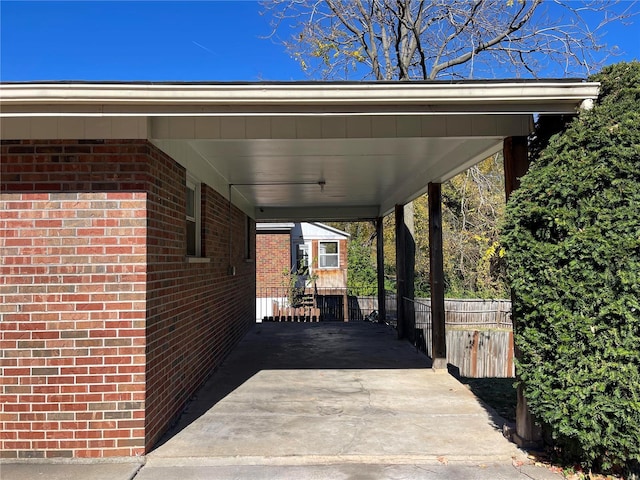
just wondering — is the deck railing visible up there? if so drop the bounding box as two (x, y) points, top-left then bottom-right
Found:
(256, 286), (380, 322)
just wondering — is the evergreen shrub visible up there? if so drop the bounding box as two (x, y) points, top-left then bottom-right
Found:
(501, 62), (640, 474)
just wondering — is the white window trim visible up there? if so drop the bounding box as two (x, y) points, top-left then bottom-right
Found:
(318, 240), (340, 269)
(186, 174), (202, 258)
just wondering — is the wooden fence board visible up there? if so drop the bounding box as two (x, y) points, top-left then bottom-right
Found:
(410, 297), (514, 378)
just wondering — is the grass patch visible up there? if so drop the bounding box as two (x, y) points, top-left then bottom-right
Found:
(459, 377), (517, 423)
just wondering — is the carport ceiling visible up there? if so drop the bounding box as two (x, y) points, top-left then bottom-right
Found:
(155, 130), (512, 220)
(0, 81), (599, 221)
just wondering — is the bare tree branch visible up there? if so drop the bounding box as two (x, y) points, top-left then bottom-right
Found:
(262, 0), (637, 80)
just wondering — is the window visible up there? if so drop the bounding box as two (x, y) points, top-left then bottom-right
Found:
(318, 241), (339, 268)
(186, 176), (201, 257)
(296, 243), (310, 275)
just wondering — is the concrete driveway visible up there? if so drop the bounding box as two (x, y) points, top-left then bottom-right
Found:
(139, 322), (559, 479)
(2, 322), (561, 480)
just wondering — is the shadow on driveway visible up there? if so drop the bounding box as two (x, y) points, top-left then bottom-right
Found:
(154, 321), (431, 449)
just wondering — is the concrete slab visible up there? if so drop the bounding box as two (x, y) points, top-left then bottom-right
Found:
(134, 463), (561, 480)
(143, 322), (562, 479)
(3, 322), (562, 480)
(0, 461), (142, 480)
(151, 368), (516, 460)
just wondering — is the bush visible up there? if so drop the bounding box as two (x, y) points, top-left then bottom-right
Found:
(501, 62), (640, 474)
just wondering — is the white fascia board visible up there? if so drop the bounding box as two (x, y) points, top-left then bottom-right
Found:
(0, 82), (600, 116)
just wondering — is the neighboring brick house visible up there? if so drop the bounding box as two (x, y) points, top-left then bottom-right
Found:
(255, 223), (296, 294)
(256, 222), (349, 321)
(1, 140), (255, 459)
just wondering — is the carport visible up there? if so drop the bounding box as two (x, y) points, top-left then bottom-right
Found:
(1, 81), (599, 320)
(1, 79), (599, 456)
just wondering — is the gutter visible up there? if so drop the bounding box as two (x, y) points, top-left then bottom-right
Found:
(0, 82), (600, 109)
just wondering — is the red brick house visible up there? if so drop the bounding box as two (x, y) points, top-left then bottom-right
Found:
(0, 81), (599, 458)
(256, 222), (349, 321)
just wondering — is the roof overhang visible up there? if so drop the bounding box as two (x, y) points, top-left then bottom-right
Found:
(0, 81), (599, 115)
(0, 81), (599, 221)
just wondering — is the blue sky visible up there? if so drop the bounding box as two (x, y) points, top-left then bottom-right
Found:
(1, 0), (639, 82)
(1, 1), (303, 81)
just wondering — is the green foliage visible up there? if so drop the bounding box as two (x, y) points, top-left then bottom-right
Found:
(346, 239), (378, 295)
(501, 62), (640, 475)
(328, 221), (379, 294)
(412, 155), (508, 298)
(440, 156), (508, 298)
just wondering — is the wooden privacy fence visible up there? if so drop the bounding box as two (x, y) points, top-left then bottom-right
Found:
(446, 329), (515, 378)
(407, 296), (514, 378)
(381, 294), (511, 327)
(416, 298), (512, 328)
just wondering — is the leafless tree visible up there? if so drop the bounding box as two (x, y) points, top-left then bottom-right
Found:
(264, 0), (636, 297)
(263, 0), (636, 80)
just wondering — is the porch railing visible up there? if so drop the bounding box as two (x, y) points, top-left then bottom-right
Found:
(256, 286), (380, 322)
(405, 296), (432, 356)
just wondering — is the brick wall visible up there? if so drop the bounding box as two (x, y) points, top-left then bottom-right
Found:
(1, 140), (148, 458)
(256, 231), (291, 293)
(143, 146), (255, 451)
(256, 233), (350, 291)
(0, 140), (256, 458)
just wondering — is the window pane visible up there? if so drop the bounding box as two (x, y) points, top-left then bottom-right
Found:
(320, 255), (338, 268)
(186, 185), (195, 219)
(186, 220), (196, 256)
(319, 241), (339, 268)
(320, 241), (337, 254)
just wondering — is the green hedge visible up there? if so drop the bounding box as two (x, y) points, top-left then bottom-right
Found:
(501, 62), (640, 474)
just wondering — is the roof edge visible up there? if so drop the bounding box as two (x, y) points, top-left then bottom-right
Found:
(0, 78), (590, 86)
(0, 81), (601, 107)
